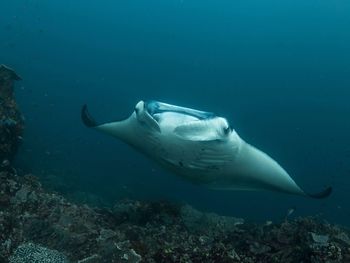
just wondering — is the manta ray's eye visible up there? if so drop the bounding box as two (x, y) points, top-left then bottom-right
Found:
(223, 126), (232, 135)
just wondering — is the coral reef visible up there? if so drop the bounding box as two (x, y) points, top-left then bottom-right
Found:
(0, 168), (349, 262)
(9, 242), (68, 263)
(0, 64), (24, 162)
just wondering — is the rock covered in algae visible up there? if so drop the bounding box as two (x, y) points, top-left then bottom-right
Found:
(0, 64), (24, 161)
(0, 167), (350, 262)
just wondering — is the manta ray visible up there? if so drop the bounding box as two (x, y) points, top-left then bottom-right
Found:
(81, 100), (331, 199)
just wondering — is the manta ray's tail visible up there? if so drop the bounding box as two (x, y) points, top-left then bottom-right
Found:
(306, 186), (332, 199)
(81, 105), (98, 128)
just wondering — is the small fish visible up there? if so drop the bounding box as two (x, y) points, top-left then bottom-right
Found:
(1, 159), (10, 168)
(264, 220), (273, 226)
(285, 206), (296, 221)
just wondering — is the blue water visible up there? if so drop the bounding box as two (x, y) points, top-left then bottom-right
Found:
(1, 0), (350, 225)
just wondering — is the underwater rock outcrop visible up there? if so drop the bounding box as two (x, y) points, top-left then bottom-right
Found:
(0, 65), (24, 162)
(0, 168), (350, 262)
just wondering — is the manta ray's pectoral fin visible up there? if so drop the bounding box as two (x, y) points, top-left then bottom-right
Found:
(81, 104), (133, 141)
(81, 104), (98, 128)
(306, 186), (332, 199)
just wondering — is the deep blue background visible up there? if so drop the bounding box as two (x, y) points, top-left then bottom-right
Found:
(1, 0), (349, 224)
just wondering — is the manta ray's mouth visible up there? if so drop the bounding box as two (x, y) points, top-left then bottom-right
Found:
(143, 100), (233, 135)
(144, 100), (216, 121)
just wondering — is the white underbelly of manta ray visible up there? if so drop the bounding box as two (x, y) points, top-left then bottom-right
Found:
(81, 100), (332, 199)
